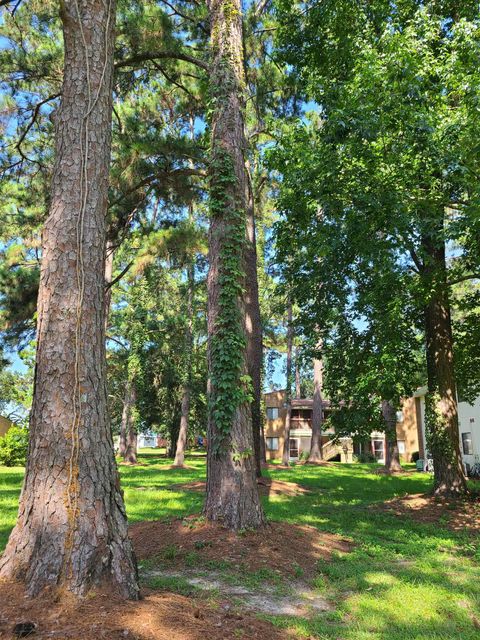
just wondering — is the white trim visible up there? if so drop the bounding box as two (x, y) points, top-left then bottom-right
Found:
(290, 428), (312, 437)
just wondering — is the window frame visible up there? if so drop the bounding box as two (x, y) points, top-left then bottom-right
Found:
(266, 407), (279, 420)
(462, 432), (473, 456)
(372, 438), (385, 462)
(266, 437), (279, 451)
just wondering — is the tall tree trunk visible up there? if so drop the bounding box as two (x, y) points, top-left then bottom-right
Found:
(124, 428), (138, 465)
(0, 0), (138, 598)
(173, 118), (196, 469)
(382, 399), (402, 473)
(307, 356), (323, 463)
(295, 348), (301, 399)
(204, 0), (265, 530)
(422, 223), (467, 496)
(260, 412), (266, 464)
(119, 377), (133, 458)
(173, 260), (194, 468)
(282, 303), (293, 466)
(245, 179), (263, 477)
(123, 381), (137, 464)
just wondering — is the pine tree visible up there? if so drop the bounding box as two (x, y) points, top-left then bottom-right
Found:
(204, 0), (265, 530)
(0, 0), (139, 597)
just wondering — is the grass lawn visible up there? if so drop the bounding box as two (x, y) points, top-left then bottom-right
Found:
(1, 450), (479, 639)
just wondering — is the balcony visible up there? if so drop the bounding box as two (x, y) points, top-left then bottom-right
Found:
(291, 416), (312, 428)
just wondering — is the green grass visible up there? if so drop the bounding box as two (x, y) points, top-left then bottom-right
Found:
(1, 450), (479, 639)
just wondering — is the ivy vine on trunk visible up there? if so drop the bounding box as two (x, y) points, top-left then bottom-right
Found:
(204, 0), (265, 531)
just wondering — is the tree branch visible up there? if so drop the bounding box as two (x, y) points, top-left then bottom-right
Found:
(0, 0), (21, 8)
(408, 248), (424, 273)
(106, 261), (134, 291)
(447, 273), (480, 287)
(110, 167), (206, 208)
(15, 93), (61, 156)
(157, 0), (209, 34)
(115, 50), (209, 72)
(106, 334), (129, 349)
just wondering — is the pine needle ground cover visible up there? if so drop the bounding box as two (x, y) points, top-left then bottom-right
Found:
(1, 452), (479, 639)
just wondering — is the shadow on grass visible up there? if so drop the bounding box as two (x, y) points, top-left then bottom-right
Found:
(256, 464), (480, 639)
(1, 455), (478, 639)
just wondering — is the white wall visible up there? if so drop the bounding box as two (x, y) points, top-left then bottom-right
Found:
(458, 397), (480, 466)
(138, 434), (157, 448)
(417, 394), (480, 466)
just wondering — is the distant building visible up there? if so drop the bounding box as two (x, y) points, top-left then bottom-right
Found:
(415, 388), (480, 470)
(263, 390), (421, 463)
(0, 415), (13, 438)
(138, 432), (158, 448)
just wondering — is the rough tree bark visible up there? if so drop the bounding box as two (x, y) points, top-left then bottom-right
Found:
(307, 356), (323, 463)
(0, 0), (138, 598)
(204, 0), (265, 530)
(421, 222), (467, 496)
(282, 303), (293, 466)
(173, 259), (194, 467)
(119, 377), (133, 458)
(245, 185), (263, 477)
(381, 399), (402, 473)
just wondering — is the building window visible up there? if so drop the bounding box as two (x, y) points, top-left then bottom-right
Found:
(289, 438), (299, 458)
(397, 440), (406, 455)
(396, 410), (404, 423)
(462, 432), (473, 456)
(266, 437), (279, 451)
(372, 439), (385, 462)
(266, 407), (279, 420)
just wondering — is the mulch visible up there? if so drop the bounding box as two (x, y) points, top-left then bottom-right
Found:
(130, 518), (353, 579)
(171, 477), (312, 498)
(378, 492), (480, 532)
(0, 580), (288, 640)
(0, 519), (352, 640)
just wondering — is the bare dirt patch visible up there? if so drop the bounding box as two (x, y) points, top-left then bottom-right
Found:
(378, 492), (480, 532)
(130, 518), (352, 580)
(173, 478), (311, 498)
(146, 570), (331, 616)
(0, 580), (288, 640)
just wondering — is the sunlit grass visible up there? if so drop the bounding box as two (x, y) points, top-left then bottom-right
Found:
(1, 450), (479, 639)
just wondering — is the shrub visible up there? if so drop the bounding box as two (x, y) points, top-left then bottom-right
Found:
(354, 451), (376, 463)
(0, 426), (29, 466)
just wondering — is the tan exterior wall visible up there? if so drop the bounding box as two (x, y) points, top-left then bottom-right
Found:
(264, 390), (421, 463)
(396, 396), (420, 462)
(264, 390), (288, 460)
(264, 391), (335, 461)
(0, 416), (13, 438)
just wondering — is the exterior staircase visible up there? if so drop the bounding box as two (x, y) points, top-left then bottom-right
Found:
(321, 439), (341, 460)
(321, 438), (353, 462)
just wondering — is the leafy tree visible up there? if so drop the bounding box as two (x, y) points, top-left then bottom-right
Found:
(0, 349), (34, 425)
(272, 0), (480, 493)
(0, 426), (29, 467)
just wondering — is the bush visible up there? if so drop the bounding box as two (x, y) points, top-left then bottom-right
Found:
(0, 426), (29, 466)
(354, 451), (377, 463)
